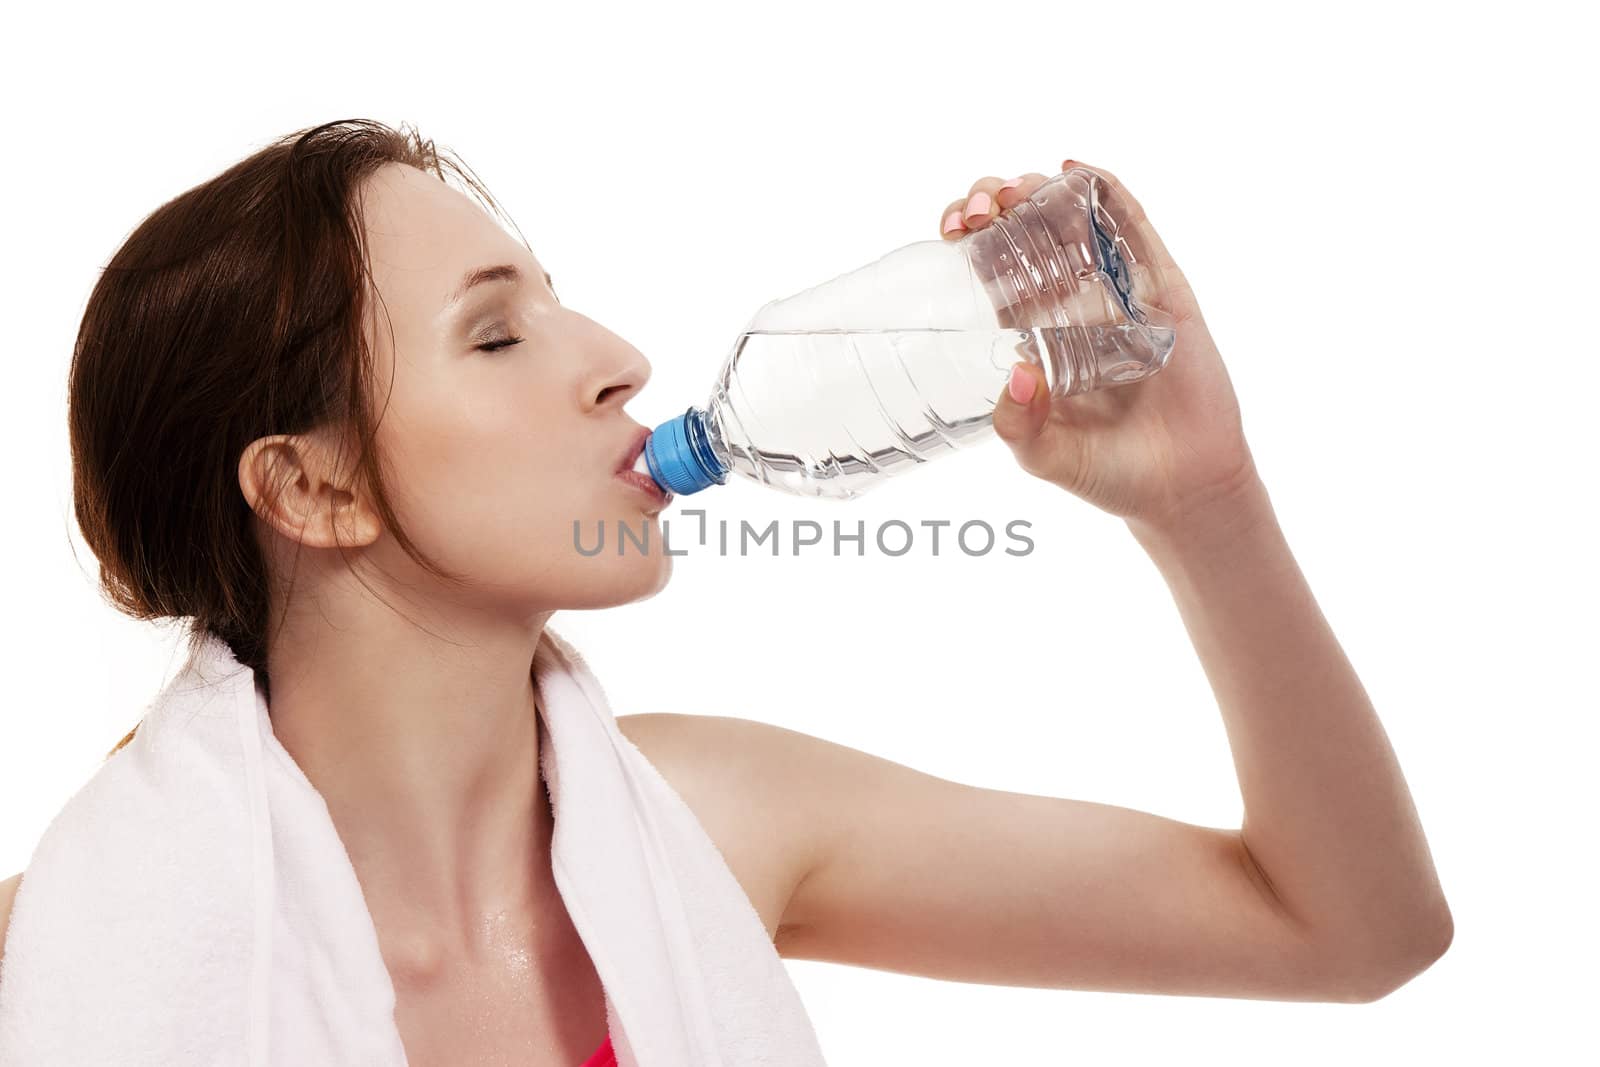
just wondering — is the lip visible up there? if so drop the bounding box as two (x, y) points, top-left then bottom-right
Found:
(613, 425), (672, 509)
(616, 425), (652, 476)
(615, 467), (673, 509)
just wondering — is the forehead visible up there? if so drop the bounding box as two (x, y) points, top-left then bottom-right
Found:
(358, 162), (537, 306)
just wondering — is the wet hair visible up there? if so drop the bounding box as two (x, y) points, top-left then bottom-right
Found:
(68, 120), (525, 758)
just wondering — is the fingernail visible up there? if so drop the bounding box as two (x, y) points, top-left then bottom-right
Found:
(942, 208), (965, 235)
(1007, 363), (1035, 404)
(963, 191), (992, 223)
(999, 177), (1023, 192)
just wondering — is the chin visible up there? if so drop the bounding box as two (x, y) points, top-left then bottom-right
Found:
(558, 548), (674, 609)
(616, 547), (673, 602)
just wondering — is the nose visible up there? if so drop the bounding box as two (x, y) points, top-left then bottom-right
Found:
(588, 340), (652, 411)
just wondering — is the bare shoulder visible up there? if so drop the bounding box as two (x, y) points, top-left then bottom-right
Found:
(614, 713), (849, 947)
(1, 870), (22, 975)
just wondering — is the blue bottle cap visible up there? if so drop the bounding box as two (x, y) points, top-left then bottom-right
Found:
(644, 407), (726, 496)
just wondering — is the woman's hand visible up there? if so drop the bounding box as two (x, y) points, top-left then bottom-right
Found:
(940, 161), (1259, 533)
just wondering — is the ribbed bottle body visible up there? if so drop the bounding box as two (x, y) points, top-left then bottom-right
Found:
(658, 168), (1177, 500)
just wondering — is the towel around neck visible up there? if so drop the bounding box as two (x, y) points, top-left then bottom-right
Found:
(0, 626), (828, 1066)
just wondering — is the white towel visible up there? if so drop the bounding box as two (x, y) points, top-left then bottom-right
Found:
(0, 626), (828, 1066)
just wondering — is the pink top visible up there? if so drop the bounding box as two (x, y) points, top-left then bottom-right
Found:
(579, 1034), (617, 1067)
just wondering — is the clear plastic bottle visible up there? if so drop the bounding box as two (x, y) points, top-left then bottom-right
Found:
(639, 166), (1178, 500)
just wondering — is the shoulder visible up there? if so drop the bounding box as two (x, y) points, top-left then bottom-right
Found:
(1, 870), (22, 975)
(615, 712), (845, 851)
(614, 713), (856, 943)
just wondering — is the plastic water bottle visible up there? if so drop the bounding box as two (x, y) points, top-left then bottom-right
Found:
(638, 166), (1178, 500)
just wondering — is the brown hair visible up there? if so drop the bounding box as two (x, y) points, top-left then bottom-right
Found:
(71, 120), (524, 760)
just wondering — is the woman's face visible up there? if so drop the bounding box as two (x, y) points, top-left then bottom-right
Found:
(354, 161), (671, 613)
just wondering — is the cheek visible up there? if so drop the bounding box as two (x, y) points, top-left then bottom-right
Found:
(380, 378), (596, 555)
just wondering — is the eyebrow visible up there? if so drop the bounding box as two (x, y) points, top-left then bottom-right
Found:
(445, 264), (555, 307)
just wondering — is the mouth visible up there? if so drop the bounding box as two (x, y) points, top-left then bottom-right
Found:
(616, 425), (652, 477)
(615, 468), (672, 509)
(614, 425), (672, 509)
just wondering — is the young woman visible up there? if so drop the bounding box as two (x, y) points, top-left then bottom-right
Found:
(0, 122), (1451, 1064)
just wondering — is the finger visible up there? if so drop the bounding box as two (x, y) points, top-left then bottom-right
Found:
(966, 174), (1011, 199)
(995, 172), (1050, 210)
(992, 361), (1049, 449)
(957, 175), (1012, 232)
(939, 198), (969, 239)
(937, 190), (992, 240)
(940, 172), (1045, 240)
(940, 176), (1011, 240)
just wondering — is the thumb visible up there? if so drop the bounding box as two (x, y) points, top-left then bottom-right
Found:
(993, 361), (1051, 459)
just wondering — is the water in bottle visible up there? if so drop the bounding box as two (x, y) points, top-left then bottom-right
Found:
(638, 166), (1178, 500)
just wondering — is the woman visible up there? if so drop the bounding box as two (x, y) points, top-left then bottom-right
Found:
(0, 122), (1452, 1062)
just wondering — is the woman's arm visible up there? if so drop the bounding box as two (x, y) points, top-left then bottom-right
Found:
(1127, 473), (1453, 976)
(625, 161), (1450, 1004)
(958, 159), (1450, 968)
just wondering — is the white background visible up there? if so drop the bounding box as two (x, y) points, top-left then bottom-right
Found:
(2, 1), (1595, 1062)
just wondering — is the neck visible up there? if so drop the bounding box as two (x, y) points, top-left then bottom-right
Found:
(263, 601), (559, 979)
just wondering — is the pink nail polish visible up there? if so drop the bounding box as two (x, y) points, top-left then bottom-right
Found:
(942, 209), (965, 235)
(1008, 364), (1034, 403)
(999, 177), (1023, 192)
(963, 191), (992, 222)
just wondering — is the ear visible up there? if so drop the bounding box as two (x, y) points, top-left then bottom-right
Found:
(237, 426), (382, 549)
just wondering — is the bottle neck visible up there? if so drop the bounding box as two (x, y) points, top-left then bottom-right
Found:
(644, 406), (730, 496)
(683, 406), (730, 483)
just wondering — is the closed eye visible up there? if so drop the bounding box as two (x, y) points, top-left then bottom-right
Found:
(476, 335), (524, 353)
